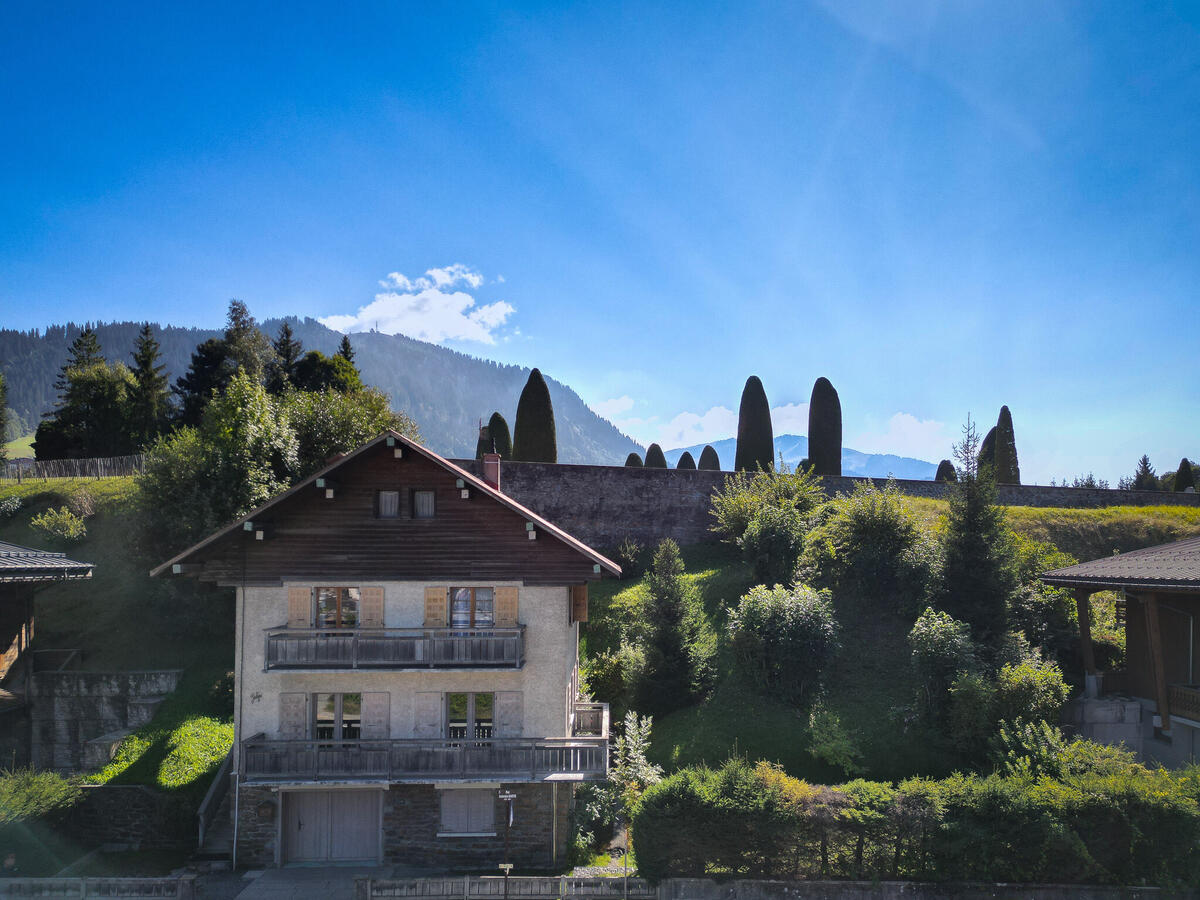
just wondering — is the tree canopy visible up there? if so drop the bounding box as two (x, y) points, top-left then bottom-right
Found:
(735, 375), (773, 472)
(511, 368), (557, 462)
(808, 376), (842, 477)
(993, 406), (1020, 484)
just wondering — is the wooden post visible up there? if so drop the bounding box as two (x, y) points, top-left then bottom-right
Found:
(1145, 593), (1172, 734)
(1075, 587), (1097, 676)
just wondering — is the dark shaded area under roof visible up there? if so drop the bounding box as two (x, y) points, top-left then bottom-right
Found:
(0, 540), (93, 583)
(1041, 535), (1200, 593)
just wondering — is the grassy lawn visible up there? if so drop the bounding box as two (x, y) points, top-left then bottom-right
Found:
(3, 432), (36, 459)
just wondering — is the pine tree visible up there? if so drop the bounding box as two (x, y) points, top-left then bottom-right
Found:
(697, 445), (721, 470)
(625, 452), (644, 467)
(222, 299), (272, 381)
(127, 324), (169, 447)
(1132, 455), (1159, 491)
(267, 321), (304, 394)
(808, 376), (842, 477)
(53, 327), (103, 403)
(511, 368), (557, 462)
(1175, 458), (1196, 493)
(487, 411), (512, 458)
(935, 459), (957, 482)
(644, 443), (667, 468)
(993, 406), (1020, 484)
(734, 376), (773, 472)
(676, 451), (696, 470)
(174, 338), (232, 427)
(337, 334), (355, 364)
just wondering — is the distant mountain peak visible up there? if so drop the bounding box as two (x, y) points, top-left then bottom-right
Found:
(662, 434), (937, 480)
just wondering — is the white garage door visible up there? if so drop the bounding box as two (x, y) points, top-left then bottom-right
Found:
(283, 790), (380, 864)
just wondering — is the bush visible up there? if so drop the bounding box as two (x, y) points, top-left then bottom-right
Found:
(709, 464), (824, 546)
(908, 608), (977, 718)
(30, 505), (87, 543)
(0, 769), (81, 826)
(728, 584), (837, 703)
(582, 642), (644, 716)
(612, 536), (646, 579)
(0, 496), (22, 518)
(992, 657), (1069, 725)
(740, 503), (807, 585)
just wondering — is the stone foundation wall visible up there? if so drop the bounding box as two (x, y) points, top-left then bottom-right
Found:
(63, 785), (194, 849)
(234, 784), (280, 868)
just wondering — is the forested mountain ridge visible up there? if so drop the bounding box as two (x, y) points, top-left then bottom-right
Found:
(0, 318), (641, 463)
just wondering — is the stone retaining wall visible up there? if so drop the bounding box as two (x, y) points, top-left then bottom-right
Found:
(63, 784), (194, 849)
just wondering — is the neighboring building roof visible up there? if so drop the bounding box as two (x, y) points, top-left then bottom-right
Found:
(0, 541), (93, 583)
(1041, 535), (1200, 593)
(150, 430), (621, 581)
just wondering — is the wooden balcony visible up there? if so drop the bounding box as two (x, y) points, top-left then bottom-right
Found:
(263, 626), (525, 670)
(1168, 684), (1200, 723)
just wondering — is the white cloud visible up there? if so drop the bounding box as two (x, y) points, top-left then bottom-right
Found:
(591, 396), (635, 420)
(654, 406), (739, 449)
(851, 413), (950, 462)
(322, 265), (514, 344)
(770, 402), (810, 435)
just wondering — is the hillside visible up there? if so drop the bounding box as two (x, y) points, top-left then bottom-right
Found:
(0, 319), (641, 463)
(665, 434), (938, 479)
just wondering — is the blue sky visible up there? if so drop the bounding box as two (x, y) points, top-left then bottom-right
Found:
(2, 1), (1198, 483)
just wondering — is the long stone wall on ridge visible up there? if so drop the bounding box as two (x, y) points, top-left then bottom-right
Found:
(452, 459), (1199, 551)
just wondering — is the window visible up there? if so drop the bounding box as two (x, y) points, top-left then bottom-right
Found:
(314, 692), (361, 740)
(446, 692), (493, 739)
(449, 587), (494, 627)
(413, 490), (436, 519)
(315, 587), (360, 628)
(377, 490), (400, 518)
(439, 789), (495, 836)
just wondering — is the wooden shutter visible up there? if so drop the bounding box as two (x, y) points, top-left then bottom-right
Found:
(414, 691), (443, 738)
(468, 790), (495, 832)
(495, 587), (519, 627)
(441, 790), (469, 833)
(287, 587), (311, 628)
(279, 692), (309, 740)
(570, 584), (588, 623)
(361, 692), (390, 739)
(495, 691), (523, 738)
(424, 587), (447, 627)
(361, 586), (385, 628)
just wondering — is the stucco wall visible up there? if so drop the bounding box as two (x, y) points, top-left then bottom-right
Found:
(235, 582), (577, 753)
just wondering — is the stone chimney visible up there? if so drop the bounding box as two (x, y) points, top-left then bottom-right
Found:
(482, 453), (501, 491)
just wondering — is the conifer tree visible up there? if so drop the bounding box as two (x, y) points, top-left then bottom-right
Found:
(487, 411), (512, 458)
(697, 445), (721, 470)
(977, 426), (997, 475)
(734, 376), (773, 472)
(174, 338), (231, 427)
(475, 425), (492, 460)
(1132, 455), (1159, 491)
(337, 334), (355, 364)
(993, 406), (1020, 484)
(935, 459), (957, 482)
(0, 371), (7, 463)
(644, 443), (667, 468)
(625, 452), (644, 467)
(511, 368), (557, 462)
(808, 376), (842, 477)
(676, 451), (696, 470)
(127, 324), (170, 447)
(1176, 458), (1196, 492)
(267, 321), (303, 394)
(222, 300), (273, 381)
(54, 327), (103, 401)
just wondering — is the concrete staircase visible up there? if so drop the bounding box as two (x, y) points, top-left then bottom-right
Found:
(194, 787), (234, 862)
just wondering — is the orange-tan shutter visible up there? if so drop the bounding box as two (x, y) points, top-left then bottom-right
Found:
(287, 587), (311, 628)
(279, 693), (308, 740)
(361, 586), (385, 628)
(424, 587), (447, 627)
(495, 587), (519, 627)
(570, 584), (588, 623)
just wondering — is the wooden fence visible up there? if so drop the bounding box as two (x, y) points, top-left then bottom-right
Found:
(0, 455), (145, 482)
(356, 877), (654, 899)
(0, 875), (195, 897)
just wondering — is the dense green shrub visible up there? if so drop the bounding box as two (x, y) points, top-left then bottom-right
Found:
(612, 536), (646, 578)
(624, 452), (643, 467)
(582, 642), (644, 717)
(991, 657), (1069, 725)
(728, 584), (837, 703)
(644, 443), (667, 468)
(676, 451), (696, 470)
(934, 459), (957, 482)
(807, 377), (842, 477)
(710, 464), (824, 546)
(697, 445), (721, 470)
(734, 376), (773, 472)
(0, 769), (81, 826)
(511, 368), (557, 462)
(908, 608), (977, 717)
(799, 479), (938, 614)
(30, 505), (87, 543)
(0, 496), (21, 518)
(740, 503), (807, 585)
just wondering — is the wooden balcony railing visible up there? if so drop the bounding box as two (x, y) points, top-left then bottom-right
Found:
(1168, 684), (1200, 722)
(241, 735), (608, 783)
(264, 626), (525, 670)
(572, 702), (609, 738)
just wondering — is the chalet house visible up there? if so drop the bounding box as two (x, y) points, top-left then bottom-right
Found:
(153, 432), (619, 868)
(1042, 535), (1200, 767)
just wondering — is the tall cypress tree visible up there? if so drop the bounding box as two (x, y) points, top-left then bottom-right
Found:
(475, 425), (492, 460)
(487, 411), (512, 459)
(697, 445), (721, 471)
(644, 443), (668, 468)
(511, 368), (557, 462)
(808, 377), (842, 477)
(676, 451), (696, 470)
(128, 324), (169, 447)
(624, 452), (644, 467)
(993, 406), (1020, 484)
(977, 426), (997, 475)
(735, 376), (773, 472)
(935, 459), (957, 482)
(1176, 458), (1196, 492)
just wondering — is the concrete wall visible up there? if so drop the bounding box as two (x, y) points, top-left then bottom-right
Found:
(30, 670), (181, 771)
(452, 460), (1200, 551)
(236, 582), (577, 754)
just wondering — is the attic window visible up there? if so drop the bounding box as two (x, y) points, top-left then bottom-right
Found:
(377, 491), (400, 518)
(413, 490), (436, 519)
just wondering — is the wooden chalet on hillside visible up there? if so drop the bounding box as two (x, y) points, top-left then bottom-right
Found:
(1042, 535), (1200, 766)
(154, 431), (619, 869)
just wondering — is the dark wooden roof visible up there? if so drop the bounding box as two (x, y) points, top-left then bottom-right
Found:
(151, 431), (621, 586)
(1041, 535), (1200, 593)
(0, 541), (93, 583)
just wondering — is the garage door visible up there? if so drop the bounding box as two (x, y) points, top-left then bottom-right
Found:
(283, 790), (381, 864)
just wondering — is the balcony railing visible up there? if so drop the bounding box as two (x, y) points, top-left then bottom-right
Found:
(1169, 684), (1200, 722)
(264, 626), (525, 670)
(572, 702), (609, 738)
(241, 735), (608, 783)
